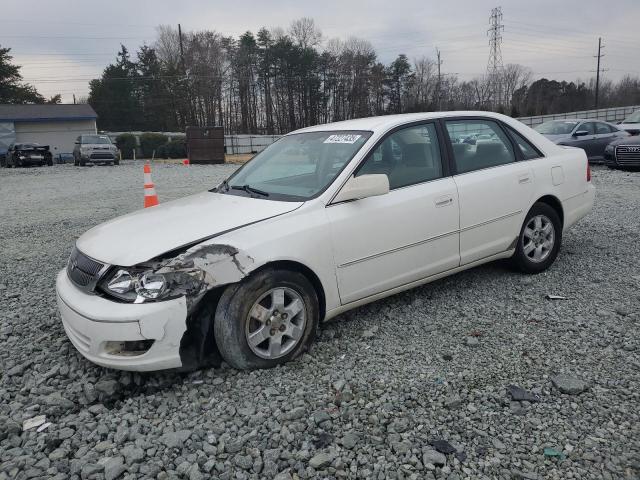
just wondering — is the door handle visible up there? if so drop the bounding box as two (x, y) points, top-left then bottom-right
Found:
(435, 196), (453, 207)
(518, 173), (531, 184)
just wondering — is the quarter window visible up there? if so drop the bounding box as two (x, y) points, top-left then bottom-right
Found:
(356, 123), (443, 189)
(445, 120), (516, 174)
(507, 127), (542, 160)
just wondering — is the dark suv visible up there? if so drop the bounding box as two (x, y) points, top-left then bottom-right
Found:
(73, 134), (119, 166)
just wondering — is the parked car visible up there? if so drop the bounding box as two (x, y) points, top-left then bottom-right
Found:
(73, 134), (119, 166)
(604, 135), (640, 169)
(1, 143), (53, 167)
(618, 110), (640, 135)
(56, 112), (595, 372)
(534, 119), (628, 162)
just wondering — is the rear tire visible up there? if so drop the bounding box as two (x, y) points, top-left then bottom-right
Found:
(214, 269), (319, 370)
(512, 202), (562, 274)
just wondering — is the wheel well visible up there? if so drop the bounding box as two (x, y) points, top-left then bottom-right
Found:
(535, 195), (564, 227)
(254, 260), (327, 322)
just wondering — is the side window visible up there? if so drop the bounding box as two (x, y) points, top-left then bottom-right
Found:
(507, 127), (542, 160)
(356, 123), (443, 189)
(595, 122), (611, 134)
(579, 122), (596, 135)
(445, 119), (516, 174)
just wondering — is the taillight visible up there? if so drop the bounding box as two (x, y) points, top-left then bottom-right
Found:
(587, 163), (591, 182)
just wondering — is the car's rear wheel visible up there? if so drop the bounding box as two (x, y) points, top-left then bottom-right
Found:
(214, 269), (319, 370)
(512, 202), (562, 274)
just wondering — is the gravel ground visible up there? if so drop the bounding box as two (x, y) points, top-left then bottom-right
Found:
(0, 162), (639, 480)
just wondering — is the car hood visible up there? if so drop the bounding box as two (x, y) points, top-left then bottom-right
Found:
(619, 122), (640, 133)
(76, 192), (302, 266)
(609, 135), (640, 147)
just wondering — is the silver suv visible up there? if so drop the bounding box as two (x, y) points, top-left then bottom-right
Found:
(73, 135), (119, 166)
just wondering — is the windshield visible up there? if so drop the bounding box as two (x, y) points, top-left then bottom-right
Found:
(82, 135), (111, 144)
(624, 111), (640, 123)
(220, 130), (371, 201)
(534, 121), (579, 135)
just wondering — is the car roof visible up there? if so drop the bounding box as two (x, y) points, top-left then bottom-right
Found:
(292, 111), (530, 134)
(544, 118), (611, 123)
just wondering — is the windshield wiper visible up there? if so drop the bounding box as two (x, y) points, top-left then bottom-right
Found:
(215, 179), (230, 192)
(230, 184), (270, 197)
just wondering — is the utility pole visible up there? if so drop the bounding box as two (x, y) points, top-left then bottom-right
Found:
(436, 48), (442, 111)
(72, 94), (76, 105)
(486, 6), (505, 110)
(178, 23), (186, 75)
(594, 37), (605, 109)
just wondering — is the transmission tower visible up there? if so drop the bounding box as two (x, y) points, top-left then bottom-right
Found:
(486, 7), (505, 110)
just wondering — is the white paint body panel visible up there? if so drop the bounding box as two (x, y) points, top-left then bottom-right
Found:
(454, 162), (535, 265)
(76, 191), (302, 266)
(327, 178), (459, 303)
(56, 111), (595, 371)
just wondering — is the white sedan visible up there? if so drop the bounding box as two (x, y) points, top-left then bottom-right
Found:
(56, 112), (595, 371)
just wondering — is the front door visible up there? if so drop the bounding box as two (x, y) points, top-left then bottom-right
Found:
(327, 122), (460, 305)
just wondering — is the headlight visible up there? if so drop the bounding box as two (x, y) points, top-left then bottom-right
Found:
(101, 268), (205, 303)
(605, 144), (614, 152)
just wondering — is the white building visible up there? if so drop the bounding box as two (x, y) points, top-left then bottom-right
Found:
(0, 104), (97, 158)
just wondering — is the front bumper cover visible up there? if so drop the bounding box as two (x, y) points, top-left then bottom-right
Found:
(56, 269), (188, 371)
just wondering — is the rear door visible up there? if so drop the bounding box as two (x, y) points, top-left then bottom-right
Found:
(443, 118), (535, 265)
(327, 122), (460, 304)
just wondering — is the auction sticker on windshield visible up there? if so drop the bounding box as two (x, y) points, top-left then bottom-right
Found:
(324, 134), (362, 144)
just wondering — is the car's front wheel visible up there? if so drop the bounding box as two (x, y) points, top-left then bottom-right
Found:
(512, 202), (562, 273)
(214, 269), (319, 369)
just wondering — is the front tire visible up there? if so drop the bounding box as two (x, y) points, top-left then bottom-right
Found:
(512, 202), (562, 274)
(214, 269), (319, 370)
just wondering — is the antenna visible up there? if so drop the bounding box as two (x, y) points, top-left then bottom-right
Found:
(486, 6), (505, 110)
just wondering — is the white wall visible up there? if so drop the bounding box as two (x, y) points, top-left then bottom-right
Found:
(14, 119), (97, 156)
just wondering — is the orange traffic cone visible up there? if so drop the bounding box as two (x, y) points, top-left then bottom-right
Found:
(143, 161), (159, 208)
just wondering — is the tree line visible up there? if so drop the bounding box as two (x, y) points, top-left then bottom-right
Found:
(2, 18), (639, 133)
(0, 46), (61, 104)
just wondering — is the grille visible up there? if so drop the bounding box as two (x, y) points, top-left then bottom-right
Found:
(90, 153), (115, 159)
(615, 145), (640, 165)
(67, 247), (105, 290)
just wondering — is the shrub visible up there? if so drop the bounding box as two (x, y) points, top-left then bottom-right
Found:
(165, 137), (187, 159)
(115, 133), (136, 159)
(140, 133), (168, 158)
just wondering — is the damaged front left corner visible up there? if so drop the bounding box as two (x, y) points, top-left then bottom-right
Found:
(154, 243), (255, 311)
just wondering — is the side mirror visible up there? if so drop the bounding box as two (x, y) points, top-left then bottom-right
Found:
(333, 174), (389, 203)
(74, 141), (80, 145)
(573, 130), (589, 137)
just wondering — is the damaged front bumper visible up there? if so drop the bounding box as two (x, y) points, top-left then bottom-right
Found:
(56, 269), (188, 371)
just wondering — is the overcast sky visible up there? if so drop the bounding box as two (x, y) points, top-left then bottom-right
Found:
(2, 0), (639, 102)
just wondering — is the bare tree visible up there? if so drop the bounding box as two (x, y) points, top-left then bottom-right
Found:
(502, 64), (532, 108)
(288, 17), (322, 49)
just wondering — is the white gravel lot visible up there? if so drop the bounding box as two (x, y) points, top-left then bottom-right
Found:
(0, 162), (639, 480)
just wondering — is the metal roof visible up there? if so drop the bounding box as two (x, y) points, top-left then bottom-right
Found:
(0, 104), (97, 122)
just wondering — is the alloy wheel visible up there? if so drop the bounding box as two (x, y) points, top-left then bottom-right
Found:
(522, 214), (555, 263)
(245, 287), (306, 359)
